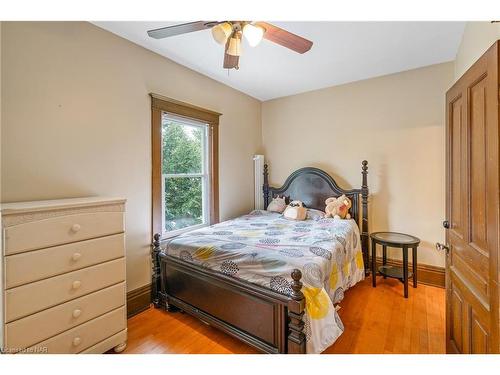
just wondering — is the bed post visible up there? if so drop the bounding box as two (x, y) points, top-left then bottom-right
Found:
(263, 163), (270, 208)
(287, 269), (306, 354)
(152, 233), (179, 312)
(151, 233), (162, 308)
(361, 160), (370, 276)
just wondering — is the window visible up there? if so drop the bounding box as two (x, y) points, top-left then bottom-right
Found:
(162, 114), (208, 233)
(151, 94), (220, 238)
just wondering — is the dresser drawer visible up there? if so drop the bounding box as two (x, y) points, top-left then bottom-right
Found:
(26, 306), (126, 354)
(4, 211), (124, 255)
(5, 258), (125, 322)
(5, 282), (125, 349)
(5, 234), (125, 289)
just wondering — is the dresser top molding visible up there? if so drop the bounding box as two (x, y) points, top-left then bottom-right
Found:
(1, 197), (126, 216)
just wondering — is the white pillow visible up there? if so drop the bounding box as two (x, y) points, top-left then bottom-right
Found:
(267, 196), (287, 213)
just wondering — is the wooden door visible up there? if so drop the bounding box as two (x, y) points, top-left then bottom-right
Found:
(444, 41), (499, 354)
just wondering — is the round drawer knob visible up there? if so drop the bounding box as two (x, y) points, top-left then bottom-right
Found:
(72, 309), (82, 318)
(72, 337), (82, 347)
(71, 224), (81, 232)
(72, 252), (82, 261)
(72, 280), (81, 290)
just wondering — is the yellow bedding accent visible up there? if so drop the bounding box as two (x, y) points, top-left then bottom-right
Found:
(355, 250), (364, 269)
(193, 246), (216, 260)
(329, 263), (339, 289)
(236, 231), (261, 237)
(343, 260), (350, 277)
(302, 287), (330, 320)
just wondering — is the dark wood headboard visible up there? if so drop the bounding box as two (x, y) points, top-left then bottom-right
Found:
(263, 161), (369, 274)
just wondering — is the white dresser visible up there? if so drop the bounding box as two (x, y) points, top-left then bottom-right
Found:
(0, 197), (127, 354)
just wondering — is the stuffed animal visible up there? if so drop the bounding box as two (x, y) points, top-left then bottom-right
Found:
(325, 195), (352, 219)
(267, 195), (287, 213)
(283, 200), (307, 221)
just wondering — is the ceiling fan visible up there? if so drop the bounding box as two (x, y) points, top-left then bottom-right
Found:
(147, 21), (313, 70)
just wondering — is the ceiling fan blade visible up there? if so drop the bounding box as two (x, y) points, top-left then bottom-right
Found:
(147, 21), (218, 39)
(255, 22), (313, 54)
(223, 52), (239, 69)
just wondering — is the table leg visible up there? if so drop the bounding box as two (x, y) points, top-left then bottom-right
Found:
(371, 239), (377, 287)
(382, 245), (387, 279)
(403, 246), (408, 298)
(412, 246), (417, 288)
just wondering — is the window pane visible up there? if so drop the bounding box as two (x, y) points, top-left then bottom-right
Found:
(162, 114), (203, 174)
(164, 176), (203, 232)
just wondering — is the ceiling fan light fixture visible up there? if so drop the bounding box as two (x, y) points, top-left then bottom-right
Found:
(243, 23), (264, 47)
(227, 36), (242, 56)
(146, 21), (313, 71)
(211, 22), (232, 45)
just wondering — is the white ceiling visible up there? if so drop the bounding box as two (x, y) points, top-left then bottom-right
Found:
(93, 21), (465, 101)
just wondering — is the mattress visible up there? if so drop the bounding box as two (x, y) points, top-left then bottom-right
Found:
(164, 209), (365, 353)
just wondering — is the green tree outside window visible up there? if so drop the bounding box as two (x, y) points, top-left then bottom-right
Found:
(162, 118), (205, 232)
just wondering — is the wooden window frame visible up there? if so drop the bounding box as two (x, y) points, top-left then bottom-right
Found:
(151, 93), (220, 238)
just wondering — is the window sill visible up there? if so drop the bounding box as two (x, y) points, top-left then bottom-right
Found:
(161, 223), (209, 240)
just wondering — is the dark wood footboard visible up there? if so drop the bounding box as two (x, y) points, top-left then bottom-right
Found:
(152, 237), (306, 354)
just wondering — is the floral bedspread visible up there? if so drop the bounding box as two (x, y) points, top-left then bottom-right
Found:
(163, 210), (365, 353)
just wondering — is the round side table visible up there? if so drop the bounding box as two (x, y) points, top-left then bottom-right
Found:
(370, 232), (420, 298)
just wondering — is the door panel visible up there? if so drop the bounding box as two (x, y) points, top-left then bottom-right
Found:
(450, 95), (464, 240)
(450, 286), (465, 353)
(471, 312), (488, 354)
(469, 76), (488, 254)
(445, 41), (499, 354)
(452, 255), (488, 302)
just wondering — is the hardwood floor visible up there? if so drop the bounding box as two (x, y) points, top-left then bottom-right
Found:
(123, 277), (445, 354)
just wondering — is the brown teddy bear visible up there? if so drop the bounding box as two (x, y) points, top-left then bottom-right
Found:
(325, 195), (352, 219)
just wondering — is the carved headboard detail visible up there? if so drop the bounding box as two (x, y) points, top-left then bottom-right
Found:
(263, 161), (369, 274)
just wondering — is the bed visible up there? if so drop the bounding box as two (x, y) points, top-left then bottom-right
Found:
(151, 161), (369, 354)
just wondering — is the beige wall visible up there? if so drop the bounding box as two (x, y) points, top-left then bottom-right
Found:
(455, 22), (500, 79)
(262, 62), (454, 267)
(1, 21), (456, 291)
(1, 22), (262, 291)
